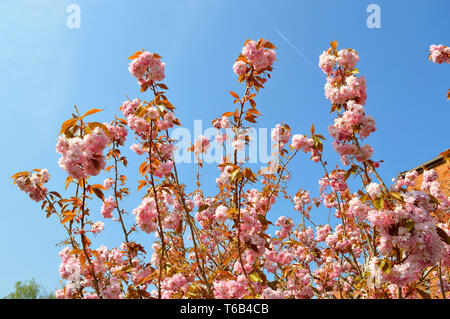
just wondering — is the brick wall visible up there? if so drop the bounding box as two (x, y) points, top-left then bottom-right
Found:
(402, 150), (449, 299)
(408, 157), (450, 197)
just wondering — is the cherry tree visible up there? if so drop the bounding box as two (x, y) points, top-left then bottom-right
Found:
(12, 39), (449, 299)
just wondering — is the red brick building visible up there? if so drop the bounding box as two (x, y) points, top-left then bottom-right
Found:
(334, 149), (449, 299)
(400, 149), (449, 299)
(399, 149), (450, 198)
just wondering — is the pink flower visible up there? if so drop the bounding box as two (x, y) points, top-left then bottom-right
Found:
(105, 123), (128, 145)
(275, 216), (294, 239)
(133, 197), (158, 233)
(271, 124), (291, 149)
(146, 106), (159, 120)
(261, 287), (284, 299)
(215, 133), (227, 145)
(366, 182), (381, 198)
(429, 44), (450, 64)
(291, 134), (314, 152)
(91, 221), (105, 234)
(40, 169), (50, 183)
(120, 98), (141, 118)
(154, 160), (173, 178)
(128, 51), (166, 85)
(128, 115), (150, 135)
(56, 128), (109, 179)
(220, 116), (230, 129)
(215, 205), (228, 223)
(316, 224), (331, 242)
(233, 61), (248, 76)
(194, 135), (210, 155)
(130, 143), (147, 155)
(318, 51), (336, 75)
(15, 170), (49, 202)
(101, 196), (115, 218)
(241, 40), (276, 72)
(348, 197), (369, 219)
(213, 275), (247, 299)
(103, 178), (114, 190)
(336, 49), (359, 70)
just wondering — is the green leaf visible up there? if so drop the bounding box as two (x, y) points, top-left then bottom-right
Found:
(379, 259), (392, 274)
(360, 193), (369, 203)
(230, 167), (241, 183)
(373, 196), (384, 210)
(249, 272), (262, 283)
(389, 192), (403, 201)
(404, 219), (415, 232)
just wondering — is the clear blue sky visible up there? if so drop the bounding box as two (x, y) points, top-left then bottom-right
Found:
(1, 0), (448, 296)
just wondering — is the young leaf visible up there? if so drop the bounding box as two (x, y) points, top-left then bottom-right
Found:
(263, 42), (277, 49)
(128, 50), (143, 60)
(330, 40), (338, 52)
(59, 118), (78, 135)
(436, 226), (450, 245)
(80, 108), (104, 119)
(229, 91), (239, 99)
(249, 272), (262, 283)
(61, 213), (76, 224)
(92, 187), (105, 201)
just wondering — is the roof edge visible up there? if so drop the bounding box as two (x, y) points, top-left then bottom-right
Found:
(399, 154), (446, 176)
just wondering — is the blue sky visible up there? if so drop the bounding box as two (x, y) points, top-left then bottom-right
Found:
(0, 0), (448, 296)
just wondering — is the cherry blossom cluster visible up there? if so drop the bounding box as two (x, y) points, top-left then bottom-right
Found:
(271, 124), (291, 149)
(55, 243), (151, 299)
(290, 134), (322, 162)
(429, 44), (450, 64)
(318, 170), (349, 209)
(90, 221), (105, 234)
(193, 135), (211, 157)
(12, 38), (449, 300)
(233, 39), (276, 76)
(105, 123), (128, 145)
(129, 51), (166, 86)
(132, 196), (159, 233)
(56, 127), (109, 179)
(318, 46), (377, 167)
(103, 178), (114, 190)
(120, 97), (175, 179)
(216, 164), (234, 186)
(159, 273), (192, 299)
(120, 98), (176, 139)
(367, 172), (449, 286)
(14, 169), (49, 202)
(101, 196), (115, 219)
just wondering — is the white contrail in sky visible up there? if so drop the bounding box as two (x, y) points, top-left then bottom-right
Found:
(275, 28), (321, 74)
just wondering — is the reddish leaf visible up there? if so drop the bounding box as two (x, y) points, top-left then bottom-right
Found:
(80, 108), (104, 119)
(128, 51), (143, 60)
(59, 118), (78, 135)
(229, 91), (239, 99)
